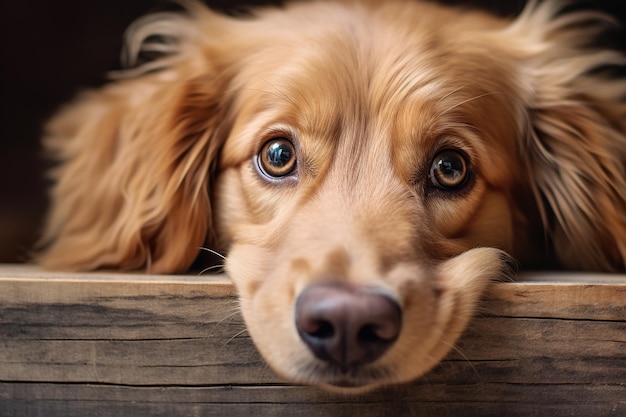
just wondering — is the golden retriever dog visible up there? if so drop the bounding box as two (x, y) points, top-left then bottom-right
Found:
(37, 0), (625, 392)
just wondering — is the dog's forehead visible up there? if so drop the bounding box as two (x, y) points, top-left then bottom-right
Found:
(223, 2), (522, 186)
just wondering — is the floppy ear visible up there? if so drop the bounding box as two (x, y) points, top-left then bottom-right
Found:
(508, 1), (626, 271)
(37, 6), (234, 273)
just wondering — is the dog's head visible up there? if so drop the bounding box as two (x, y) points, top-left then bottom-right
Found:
(38, 0), (626, 392)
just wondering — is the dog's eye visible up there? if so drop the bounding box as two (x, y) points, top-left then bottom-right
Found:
(429, 150), (468, 190)
(258, 138), (297, 178)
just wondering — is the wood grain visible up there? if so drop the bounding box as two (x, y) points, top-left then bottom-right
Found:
(0, 265), (624, 417)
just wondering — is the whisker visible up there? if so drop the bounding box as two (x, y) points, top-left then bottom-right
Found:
(258, 360), (273, 382)
(436, 85), (466, 104)
(214, 327), (249, 362)
(222, 75), (300, 110)
(216, 309), (242, 327)
(441, 92), (502, 115)
(198, 264), (225, 275)
(444, 121), (480, 131)
(221, 328), (249, 349)
(222, 86), (285, 101)
(198, 247), (226, 259)
(259, 77), (300, 109)
(441, 340), (480, 379)
(206, 310), (239, 339)
(207, 301), (242, 339)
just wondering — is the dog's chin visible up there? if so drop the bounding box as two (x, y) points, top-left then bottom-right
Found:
(287, 364), (395, 394)
(319, 380), (385, 394)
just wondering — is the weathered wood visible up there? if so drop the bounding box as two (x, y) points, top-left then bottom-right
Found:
(0, 265), (624, 417)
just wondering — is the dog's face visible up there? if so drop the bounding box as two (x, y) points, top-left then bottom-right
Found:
(38, 0), (626, 392)
(214, 6), (519, 389)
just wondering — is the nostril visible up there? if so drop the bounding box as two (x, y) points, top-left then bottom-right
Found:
(296, 317), (339, 364)
(358, 324), (388, 344)
(305, 319), (335, 339)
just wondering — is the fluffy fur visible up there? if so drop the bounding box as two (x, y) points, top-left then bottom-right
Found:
(38, 0), (626, 392)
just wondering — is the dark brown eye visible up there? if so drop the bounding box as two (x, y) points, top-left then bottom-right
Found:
(429, 150), (468, 190)
(258, 137), (297, 178)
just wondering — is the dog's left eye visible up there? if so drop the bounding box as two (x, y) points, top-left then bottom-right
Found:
(429, 150), (469, 190)
(258, 137), (297, 178)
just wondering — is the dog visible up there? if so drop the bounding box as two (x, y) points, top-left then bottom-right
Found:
(37, 0), (626, 392)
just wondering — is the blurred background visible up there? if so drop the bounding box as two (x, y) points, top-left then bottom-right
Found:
(1, 0), (624, 263)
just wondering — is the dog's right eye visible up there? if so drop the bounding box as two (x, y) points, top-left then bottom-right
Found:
(429, 150), (469, 191)
(258, 138), (297, 178)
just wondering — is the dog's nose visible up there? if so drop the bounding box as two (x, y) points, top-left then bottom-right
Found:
(295, 283), (402, 372)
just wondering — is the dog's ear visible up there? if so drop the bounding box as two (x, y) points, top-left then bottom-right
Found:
(508, 1), (626, 271)
(37, 6), (234, 272)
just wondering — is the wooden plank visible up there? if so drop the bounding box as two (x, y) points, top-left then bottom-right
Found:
(2, 383), (625, 417)
(0, 265), (625, 417)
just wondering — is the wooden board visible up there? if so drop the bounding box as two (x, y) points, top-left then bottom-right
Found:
(0, 265), (624, 417)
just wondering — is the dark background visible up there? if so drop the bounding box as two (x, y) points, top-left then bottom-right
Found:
(1, 0), (624, 263)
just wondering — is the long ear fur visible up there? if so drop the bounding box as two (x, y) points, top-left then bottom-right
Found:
(37, 4), (233, 273)
(507, 0), (626, 271)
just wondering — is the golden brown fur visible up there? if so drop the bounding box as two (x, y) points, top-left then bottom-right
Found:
(37, 0), (626, 392)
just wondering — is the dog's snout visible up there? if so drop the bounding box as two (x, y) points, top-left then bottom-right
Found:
(295, 283), (402, 371)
